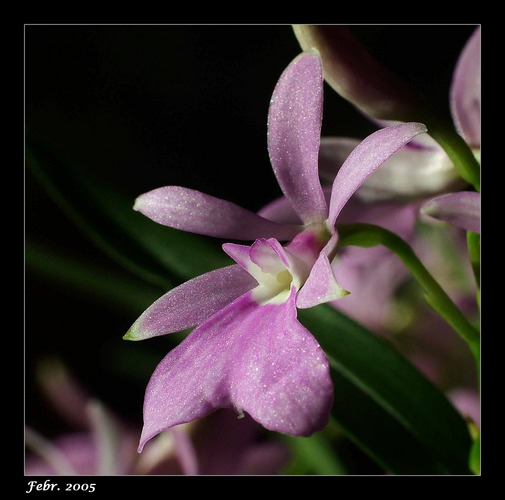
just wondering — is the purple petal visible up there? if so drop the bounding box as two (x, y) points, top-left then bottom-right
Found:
(171, 427), (199, 475)
(296, 236), (348, 309)
(338, 196), (419, 238)
(125, 265), (257, 340)
(327, 123), (428, 226)
(332, 248), (407, 332)
(258, 196), (302, 225)
(450, 27), (481, 148)
(447, 388), (480, 427)
(292, 25), (422, 121)
(25, 428), (82, 475)
(88, 401), (135, 475)
(139, 290), (333, 450)
(267, 52), (328, 224)
(190, 410), (290, 475)
(421, 192), (480, 234)
(134, 186), (301, 241)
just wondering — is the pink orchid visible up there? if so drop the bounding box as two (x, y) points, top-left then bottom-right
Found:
(127, 51), (427, 450)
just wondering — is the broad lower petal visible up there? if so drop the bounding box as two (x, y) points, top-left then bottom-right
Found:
(327, 123), (427, 226)
(267, 52), (328, 225)
(421, 192), (480, 234)
(134, 186), (301, 241)
(125, 265), (257, 340)
(139, 291), (333, 450)
(450, 27), (481, 148)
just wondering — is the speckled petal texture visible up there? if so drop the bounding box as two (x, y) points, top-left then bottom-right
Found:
(139, 290), (333, 450)
(134, 186), (301, 241)
(421, 192), (480, 234)
(328, 122), (427, 225)
(450, 27), (481, 148)
(267, 52), (328, 225)
(125, 265), (257, 340)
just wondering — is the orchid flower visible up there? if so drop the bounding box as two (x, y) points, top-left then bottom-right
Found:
(126, 50), (427, 450)
(421, 192), (480, 234)
(25, 359), (290, 475)
(294, 25), (481, 200)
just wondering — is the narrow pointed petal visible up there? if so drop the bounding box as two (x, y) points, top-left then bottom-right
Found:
(327, 123), (427, 226)
(267, 52), (328, 224)
(88, 400), (133, 475)
(139, 291), (333, 450)
(421, 192), (480, 234)
(125, 265), (257, 340)
(292, 25), (422, 121)
(134, 186), (301, 241)
(296, 236), (348, 309)
(25, 427), (81, 475)
(450, 27), (481, 148)
(171, 427), (199, 475)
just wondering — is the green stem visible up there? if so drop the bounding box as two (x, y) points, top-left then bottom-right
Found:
(337, 223), (480, 361)
(467, 231), (481, 293)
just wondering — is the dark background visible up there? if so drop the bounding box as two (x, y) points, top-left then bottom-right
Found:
(24, 24), (478, 465)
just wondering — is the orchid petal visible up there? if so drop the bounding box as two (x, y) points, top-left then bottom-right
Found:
(134, 186), (301, 241)
(292, 25), (422, 121)
(450, 27), (481, 148)
(296, 235), (348, 309)
(327, 123), (427, 226)
(88, 400), (128, 475)
(223, 240), (289, 284)
(421, 192), (480, 234)
(125, 265), (257, 340)
(267, 52), (328, 224)
(258, 196), (302, 225)
(139, 290), (333, 450)
(331, 248), (407, 332)
(337, 197), (419, 238)
(25, 427), (81, 475)
(171, 427), (199, 475)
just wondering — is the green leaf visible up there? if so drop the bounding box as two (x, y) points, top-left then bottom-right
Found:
(299, 305), (472, 475)
(282, 426), (348, 475)
(25, 240), (162, 315)
(26, 133), (231, 289)
(469, 433), (480, 475)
